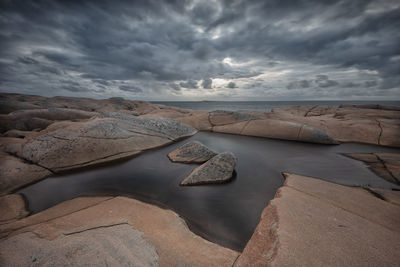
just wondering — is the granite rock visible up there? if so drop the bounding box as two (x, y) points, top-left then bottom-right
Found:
(180, 152), (237, 185)
(168, 141), (217, 163)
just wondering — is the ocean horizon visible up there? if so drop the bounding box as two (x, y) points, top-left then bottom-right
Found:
(151, 100), (400, 112)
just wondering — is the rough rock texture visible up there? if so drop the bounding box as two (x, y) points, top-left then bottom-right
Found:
(235, 173), (400, 266)
(181, 152), (237, 185)
(0, 224), (159, 266)
(0, 108), (98, 133)
(168, 141), (217, 163)
(5, 113), (196, 173)
(0, 196), (239, 266)
(0, 194), (29, 224)
(0, 151), (52, 196)
(346, 153), (400, 184)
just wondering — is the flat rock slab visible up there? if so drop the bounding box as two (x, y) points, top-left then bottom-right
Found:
(346, 153), (400, 185)
(235, 173), (400, 266)
(0, 196), (239, 266)
(180, 152), (237, 185)
(0, 224), (159, 266)
(168, 141), (217, 163)
(11, 113), (196, 172)
(0, 194), (29, 224)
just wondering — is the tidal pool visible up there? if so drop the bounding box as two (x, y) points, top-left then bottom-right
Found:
(18, 132), (400, 251)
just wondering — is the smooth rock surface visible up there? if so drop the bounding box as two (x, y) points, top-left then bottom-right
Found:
(168, 141), (217, 163)
(11, 114), (196, 172)
(235, 173), (400, 266)
(0, 224), (159, 266)
(0, 194), (29, 224)
(180, 152), (237, 185)
(0, 152), (52, 196)
(0, 196), (239, 266)
(346, 153), (400, 184)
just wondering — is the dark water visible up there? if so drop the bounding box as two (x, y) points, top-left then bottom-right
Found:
(151, 100), (400, 112)
(18, 132), (400, 251)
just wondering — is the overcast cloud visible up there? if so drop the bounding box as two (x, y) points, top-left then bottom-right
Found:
(0, 0), (399, 100)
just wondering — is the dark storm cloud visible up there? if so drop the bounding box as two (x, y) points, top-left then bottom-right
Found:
(0, 0), (399, 99)
(202, 78), (213, 89)
(119, 85), (143, 93)
(227, 82), (237, 88)
(179, 80), (199, 89)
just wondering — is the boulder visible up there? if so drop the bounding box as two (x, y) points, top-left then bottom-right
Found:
(168, 141), (217, 163)
(180, 152), (237, 185)
(235, 173), (400, 266)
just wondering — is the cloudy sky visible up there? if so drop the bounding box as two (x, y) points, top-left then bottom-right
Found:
(0, 0), (399, 100)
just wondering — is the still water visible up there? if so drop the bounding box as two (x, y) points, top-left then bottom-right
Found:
(18, 132), (400, 251)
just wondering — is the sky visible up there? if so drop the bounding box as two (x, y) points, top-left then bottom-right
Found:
(0, 0), (399, 101)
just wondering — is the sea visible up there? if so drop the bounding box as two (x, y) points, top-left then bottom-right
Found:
(151, 100), (400, 112)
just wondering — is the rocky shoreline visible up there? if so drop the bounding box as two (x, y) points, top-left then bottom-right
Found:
(1, 93), (400, 266)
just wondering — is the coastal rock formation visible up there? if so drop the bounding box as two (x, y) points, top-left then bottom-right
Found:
(0, 151), (52, 196)
(168, 141), (217, 163)
(235, 173), (400, 266)
(180, 152), (237, 185)
(0, 108), (98, 133)
(0, 196), (239, 266)
(213, 119), (339, 144)
(346, 153), (400, 185)
(0, 194), (29, 224)
(0, 224), (159, 266)
(6, 114), (196, 173)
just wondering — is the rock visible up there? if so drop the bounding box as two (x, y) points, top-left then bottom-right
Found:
(339, 104), (400, 111)
(0, 224), (159, 266)
(177, 110), (213, 131)
(235, 173), (400, 266)
(369, 188), (400, 206)
(13, 114), (196, 172)
(0, 196), (239, 266)
(0, 194), (29, 224)
(0, 152), (52, 196)
(334, 107), (400, 120)
(168, 141), (217, 163)
(379, 119), (400, 147)
(209, 110), (261, 126)
(214, 119), (339, 145)
(180, 152), (237, 185)
(346, 153), (400, 184)
(0, 100), (41, 114)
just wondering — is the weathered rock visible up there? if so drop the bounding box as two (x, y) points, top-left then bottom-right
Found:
(180, 152), (237, 185)
(0, 196), (239, 266)
(370, 188), (400, 206)
(235, 173), (400, 266)
(0, 152), (52, 195)
(0, 194), (29, 224)
(339, 104), (400, 111)
(177, 110), (213, 131)
(209, 110), (261, 126)
(168, 141), (217, 163)
(346, 153), (400, 184)
(214, 119), (339, 144)
(0, 224), (159, 266)
(0, 100), (41, 114)
(13, 114), (196, 172)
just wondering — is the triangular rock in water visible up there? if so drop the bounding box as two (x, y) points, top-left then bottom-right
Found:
(168, 141), (217, 163)
(180, 152), (237, 185)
